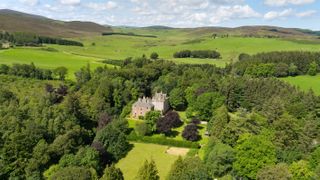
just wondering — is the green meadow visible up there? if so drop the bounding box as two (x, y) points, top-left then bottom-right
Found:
(1, 28), (320, 78)
(116, 143), (180, 180)
(0, 47), (108, 79)
(282, 75), (320, 95)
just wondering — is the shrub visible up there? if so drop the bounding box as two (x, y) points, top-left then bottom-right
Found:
(182, 124), (200, 142)
(150, 52), (159, 60)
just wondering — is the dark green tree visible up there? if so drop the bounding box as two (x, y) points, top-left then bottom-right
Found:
(150, 52), (159, 60)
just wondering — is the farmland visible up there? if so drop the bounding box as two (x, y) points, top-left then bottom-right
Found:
(0, 47), (108, 78)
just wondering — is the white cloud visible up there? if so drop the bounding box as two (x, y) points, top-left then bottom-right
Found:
(20, 0), (38, 6)
(296, 10), (317, 17)
(264, 9), (294, 20)
(210, 5), (260, 23)
(264, 0), (315, 6)
(59, 0), (81, 6)
(86, 1), (118, 11)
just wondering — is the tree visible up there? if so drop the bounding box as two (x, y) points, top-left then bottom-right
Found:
(233, 134), (276, 179)
(50, 166), (97, 180)
(205, 143), (235, 178)
(308, 61), (318, 76)
(101, 164), (124, 180)
(167, 157), (210, 180)
(135, 121), (151, 136)
(256, 163), (292, 180)
(156, 117), (172, 135)
(289, 160), (315, 180)
(288, 63), (298, 76)
(194, 92), (225, 121)
(150, 52), (159, 60)
(182, 123), (199, 142)
(208, 105), (229, 137)
(309, 147), (320, 169)
(75, 63), (91, 85)
(274, 63), (289, 77)
(53, 66), (68, 80)
(165, 111), (183, 128)
(95, 121), (130, 161)
(169, 88), (187, 110)
(136, 159), (159, 180)
(145, 111), (161, 132)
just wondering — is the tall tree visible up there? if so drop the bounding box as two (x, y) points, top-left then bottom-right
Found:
(233, 134), (276, 179)
(136, 159), (159, 180)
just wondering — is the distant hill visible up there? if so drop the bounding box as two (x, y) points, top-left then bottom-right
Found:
(177, 26), (320, 39)
(0, 9), (112, 38)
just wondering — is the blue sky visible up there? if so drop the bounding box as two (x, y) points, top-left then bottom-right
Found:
(1, 0), (319, 30)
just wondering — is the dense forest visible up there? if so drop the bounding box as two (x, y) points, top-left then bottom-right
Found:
(0, 52), (320, 179)
(0, 31), (83, 47)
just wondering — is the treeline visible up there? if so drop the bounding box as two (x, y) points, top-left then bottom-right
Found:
(102, 32), (157, 38)
(38, 36), (83, 47)
(173, 50), (221, 59)
(233, 51), (320, 77)
(0, 31), (83, 47)
(0, 63), (68, 80)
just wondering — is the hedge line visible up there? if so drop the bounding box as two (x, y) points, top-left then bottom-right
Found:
(127, 132), (200, 149)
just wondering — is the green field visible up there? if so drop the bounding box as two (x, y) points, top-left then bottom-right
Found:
(0, 48), (108, 79)
(116, 143), (180, 180)
(1, 28), (320, 78)
(282, 74), (320, 95)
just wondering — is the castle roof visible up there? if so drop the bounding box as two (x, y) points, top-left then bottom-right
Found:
(133, 97), (154, 108)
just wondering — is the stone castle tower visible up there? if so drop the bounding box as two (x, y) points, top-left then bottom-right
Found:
(131, 92), (169, 118)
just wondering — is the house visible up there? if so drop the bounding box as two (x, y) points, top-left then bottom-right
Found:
(131, 92), (169, 118)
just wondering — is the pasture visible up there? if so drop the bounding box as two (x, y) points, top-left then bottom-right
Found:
(116, 143), (180, 180)
(282, 75), (320, 95)
(48, 33), (320, 67)
(1, 28), (320, 78)
(0, 47), (108, 79)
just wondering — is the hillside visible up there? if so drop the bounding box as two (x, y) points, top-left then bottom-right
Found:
(137, 25), (320, 40)
(0, 9), (112, 38)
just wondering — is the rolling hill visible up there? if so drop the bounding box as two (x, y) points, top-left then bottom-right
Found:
(0, 9), (112, 38)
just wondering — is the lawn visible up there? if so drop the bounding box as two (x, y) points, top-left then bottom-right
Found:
(128, 111), (209, 145)
(116, 143), (180, 180)
(282, 74), (320, 95)
(0, 47), (110, 79)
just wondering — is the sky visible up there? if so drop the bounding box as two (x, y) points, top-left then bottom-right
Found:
(1, 0), (320, 30)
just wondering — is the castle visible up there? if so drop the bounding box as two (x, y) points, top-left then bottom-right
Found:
(131, 92), (169, 118)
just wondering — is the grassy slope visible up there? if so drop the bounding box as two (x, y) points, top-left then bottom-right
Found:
(48, 34), (320, 67)
(282, 75), (320, 95)
(0, 48), (110, 79)
(116, 143), (179, 180)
